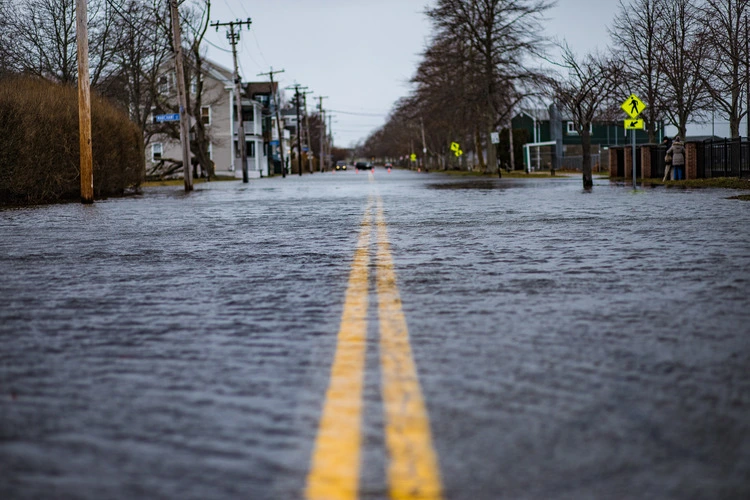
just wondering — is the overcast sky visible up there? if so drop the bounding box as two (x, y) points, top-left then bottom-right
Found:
(204, 1), (620, 147)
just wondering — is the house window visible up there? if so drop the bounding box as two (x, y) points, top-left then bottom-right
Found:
(158, 73), (172, 94)
(152, 143), (163, 161)
(190, 76), (198, 95)
(235, 141), (255, 158)
(567, 122), (593, 134)
(201, 106), (211, 125)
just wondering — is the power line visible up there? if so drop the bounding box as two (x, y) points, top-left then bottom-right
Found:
(329, 109), (388, 117)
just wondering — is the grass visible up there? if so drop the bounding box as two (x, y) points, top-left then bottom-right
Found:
(609, 176), (750, 200)
(610, 176), (750, 190)
(142, 176), (239, 187)
(437, 169), (582, 178)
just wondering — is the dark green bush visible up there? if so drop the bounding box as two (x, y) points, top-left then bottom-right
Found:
(0, 77), (144, 205)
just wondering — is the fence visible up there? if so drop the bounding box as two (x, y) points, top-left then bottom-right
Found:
(700, 138), (749, 178)
(613, 138), (749, 180)
(560, 154), (601, 171)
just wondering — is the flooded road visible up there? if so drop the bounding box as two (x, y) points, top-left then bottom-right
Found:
(2, 170), (749, 499)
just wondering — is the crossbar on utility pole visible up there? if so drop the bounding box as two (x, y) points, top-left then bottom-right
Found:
(212, 18), (252, 183)
(76, 0), (93, 203)
(169, 0), (193, 192)
(258, 68), (286, 177)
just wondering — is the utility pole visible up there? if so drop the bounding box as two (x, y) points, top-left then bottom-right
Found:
(286, 84), (307, 176)
(746, 14), (749, 140)
(328, 113), (333, 163)
(258, 67), (285, 177)
(169, 0), (192, 192)
(76, 0), (93, 203)
(420, 116), (427, 169)
(211, 18), (252, 183)
(302, 91), (314, 173)
(318, 96), (328, 171)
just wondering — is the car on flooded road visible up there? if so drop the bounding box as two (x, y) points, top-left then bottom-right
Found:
(335, 161), (348, 171)
(355, 161), (373, 171)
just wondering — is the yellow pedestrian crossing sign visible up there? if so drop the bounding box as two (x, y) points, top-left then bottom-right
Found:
(621, 94), (645, 119)
(450, 142), (463, 157)
(410, 153), (417, 161)
(624, 118), (644, 130)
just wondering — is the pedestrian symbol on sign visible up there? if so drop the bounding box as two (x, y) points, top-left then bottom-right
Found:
(621, 94), (646, 119)
(629, 97), (639, 116)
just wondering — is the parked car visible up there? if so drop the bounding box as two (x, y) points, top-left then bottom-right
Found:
(335, 161), (347, 171)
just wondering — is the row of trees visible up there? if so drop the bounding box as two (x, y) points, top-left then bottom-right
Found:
(0, 0), (220, 178)
(362, 0), (750, 188)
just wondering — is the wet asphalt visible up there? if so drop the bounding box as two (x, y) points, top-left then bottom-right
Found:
(1, 169), (749, 499)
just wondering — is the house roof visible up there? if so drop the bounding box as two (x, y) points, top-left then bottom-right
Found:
(517, 108), (550, 122)
(244, 81), (277, 98)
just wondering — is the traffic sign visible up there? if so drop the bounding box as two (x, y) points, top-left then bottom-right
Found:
(154, 113), (180, 123)
(621, 94), (645, 119)
(490, 132), (500, 144)
(410, 153), (417, 162)
(450, 142), (460, 152)
(624, 119), (644, 130)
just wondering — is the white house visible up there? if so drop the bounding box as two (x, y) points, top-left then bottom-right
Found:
(147, 58), (268, 178)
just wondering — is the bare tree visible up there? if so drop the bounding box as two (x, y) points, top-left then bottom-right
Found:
(547, 44), (620, 189)
(700, 0), (749, 138)
(609, 0), (667, 143)
(425, 0), (553, 172)
(5, 0), (122, 86)
(656, 0), (712, 138)
(181, 0), (213, 178)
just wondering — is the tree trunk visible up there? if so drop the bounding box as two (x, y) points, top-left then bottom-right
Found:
(474, 127), (485, 171)
(581, 127), (593, 189)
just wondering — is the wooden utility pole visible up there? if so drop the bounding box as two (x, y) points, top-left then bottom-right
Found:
(302, 91), (314, 173)
(258, 68), (285, 177)
(318, 96), (328, 171)
(212, 18), (252, 183)
(746, 15), (749, 140)
(76, 0), (93, 203)
(286, 84), (307, 176)
(169, 0), (192, 192)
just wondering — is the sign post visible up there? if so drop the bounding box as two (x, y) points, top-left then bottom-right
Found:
(621, 94), (646, 190)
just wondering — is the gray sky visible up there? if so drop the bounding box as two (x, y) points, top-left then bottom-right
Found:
(205, 1), (618, 148)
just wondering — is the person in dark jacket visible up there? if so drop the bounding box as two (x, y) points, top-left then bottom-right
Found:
(667, 136), (685, 180)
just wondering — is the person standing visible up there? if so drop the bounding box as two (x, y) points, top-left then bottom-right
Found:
(667, 136), (685, 180)
(662, 136), (673, 181)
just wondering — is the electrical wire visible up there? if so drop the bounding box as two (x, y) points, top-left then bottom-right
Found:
(329, 109), (388, 117)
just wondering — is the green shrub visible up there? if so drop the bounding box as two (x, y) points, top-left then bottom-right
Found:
(0, 77), (144, 205)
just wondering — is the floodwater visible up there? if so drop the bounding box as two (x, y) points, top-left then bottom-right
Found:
(1, 170), (749, 499)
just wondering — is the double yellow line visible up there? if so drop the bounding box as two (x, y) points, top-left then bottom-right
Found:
(305, 196), (443, 500)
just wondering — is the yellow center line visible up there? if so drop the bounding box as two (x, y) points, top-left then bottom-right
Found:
(305, 197), (374, 500)
(376, 197), (444, 500)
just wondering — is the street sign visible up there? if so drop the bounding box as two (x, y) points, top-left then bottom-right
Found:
(450, 142), (460, 152)
(490, 132), (500, 144)
(410, 153), (417, 162)
(154, 113), (180, 123)
(621, 94), (645, 119)
(624, 119), (644, 130)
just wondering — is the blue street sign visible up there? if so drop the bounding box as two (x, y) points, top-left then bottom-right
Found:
(155, 113), (180, 123)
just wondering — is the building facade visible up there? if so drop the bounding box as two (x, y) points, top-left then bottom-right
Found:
(147, 59), (269, 179)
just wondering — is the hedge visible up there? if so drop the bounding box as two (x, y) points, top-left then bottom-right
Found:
(0, 77), (144, 205)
